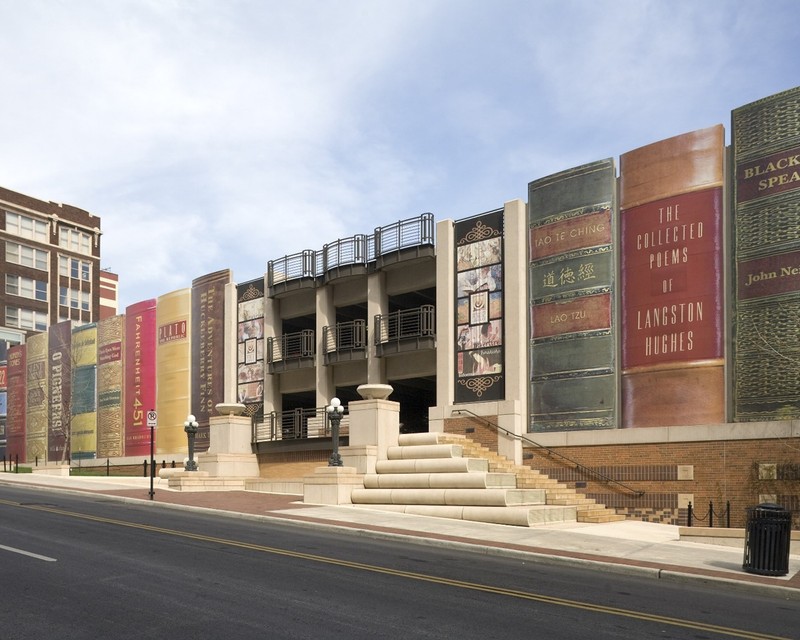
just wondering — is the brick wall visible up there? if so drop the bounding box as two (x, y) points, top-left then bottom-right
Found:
(444, 417), (800, 527)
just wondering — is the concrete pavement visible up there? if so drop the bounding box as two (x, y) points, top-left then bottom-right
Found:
(1, 471), (798, 600)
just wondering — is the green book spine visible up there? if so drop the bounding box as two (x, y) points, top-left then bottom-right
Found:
(732, 87), (800, 420)
(528, 159), (617, 431)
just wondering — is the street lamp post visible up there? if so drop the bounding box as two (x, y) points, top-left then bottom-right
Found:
(183, 414), (199, 471)
(326, 397), (344, 467)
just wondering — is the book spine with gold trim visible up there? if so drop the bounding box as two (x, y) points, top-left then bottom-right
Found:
(97, 315), (124, 458)
(528, 159), (617, 432)
(619, 125), (725, 427)
(732, 87), (800, 420)
(7, 345), (26, 461)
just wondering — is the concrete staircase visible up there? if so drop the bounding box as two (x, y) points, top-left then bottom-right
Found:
(350, 433), (623, 527)
(437, 433), (626, 524)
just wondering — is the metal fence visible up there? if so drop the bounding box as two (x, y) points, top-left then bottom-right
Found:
(253, 407), (350, 443)
(374, 305), (435, 345)
(267, 213), (435, 287)
(267, 329), (315, 363)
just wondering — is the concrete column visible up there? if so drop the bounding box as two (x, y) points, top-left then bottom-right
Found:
(498, 199), (528, 464)
(431, 219), (456, 432)
(366, 271), (387, 384)
(262, 286), (279, 414)
(315, 284), (335, 406)
(223, 281), (239, 404)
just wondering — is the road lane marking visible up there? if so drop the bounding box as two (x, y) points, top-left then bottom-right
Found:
(0, 543), (57, 562)
(0, 497), (790, 640)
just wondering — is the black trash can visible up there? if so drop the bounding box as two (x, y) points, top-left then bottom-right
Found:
(742, 503), (792, 576)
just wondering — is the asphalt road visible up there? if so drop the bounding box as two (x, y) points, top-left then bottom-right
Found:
(0, 485), (796, 639)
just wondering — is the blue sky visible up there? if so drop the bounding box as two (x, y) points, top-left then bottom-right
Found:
(1, 0), (797, 310)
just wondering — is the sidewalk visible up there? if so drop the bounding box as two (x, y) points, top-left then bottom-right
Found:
(1, 472), (798, 600)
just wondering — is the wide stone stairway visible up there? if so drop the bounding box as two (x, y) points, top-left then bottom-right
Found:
(350, 432), (625, 527)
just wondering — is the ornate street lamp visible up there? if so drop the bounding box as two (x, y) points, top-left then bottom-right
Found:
(326, 397), (344, 467)
(183, 414), (199, 471)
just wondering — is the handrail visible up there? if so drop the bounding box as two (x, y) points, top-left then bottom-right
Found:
(253, 407), (350, 442)
(374, 305), (435, 345)
(322, 320), (367, 353)
(451, 409), (644, 497)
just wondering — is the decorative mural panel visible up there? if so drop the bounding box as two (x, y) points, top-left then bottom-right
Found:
(454, 210), (505, 403)
(236, 278), (265, 422)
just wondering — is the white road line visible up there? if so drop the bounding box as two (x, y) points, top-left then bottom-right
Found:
(0, 544), (57, 562)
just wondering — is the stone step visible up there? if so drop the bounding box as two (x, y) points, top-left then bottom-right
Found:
(353, 503), (577, 527)
(578, 511), (627, 523)
(386, 443), (463, 460)
(363, 472), (517, 490)
(351, 487), (546, 507)
(548, 496), (595, 506)
(375, 457), (488, 474)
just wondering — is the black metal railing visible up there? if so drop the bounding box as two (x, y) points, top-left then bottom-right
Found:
(323, 320), (367, 354)
(266, 213), (435, 288)
(323, 234), (371, 271)
(266, 330), (315, 363)
(374, 305), (435, 345)
(687, 501), (731, 528)
(267, 249), (318, 286)
(253, 407), (350, 442)
(374, 212), (434, 255)
(452, 409), (645, 498)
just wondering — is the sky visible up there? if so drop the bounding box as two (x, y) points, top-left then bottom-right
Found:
(1, 0), (798, 311)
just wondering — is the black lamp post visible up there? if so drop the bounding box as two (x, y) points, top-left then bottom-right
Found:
(183, 414), (199, 471)
(327, 397), (344, 467)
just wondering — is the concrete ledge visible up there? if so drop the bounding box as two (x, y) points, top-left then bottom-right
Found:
(351, 488), (546, 507)
(245, 478), (304, 495)
(303, 466), (364, 505)
(354, 503), (577, 527)
(167, 472), (249, 492)
(679, 527), (800, 554)
(31, 465), (71, 476)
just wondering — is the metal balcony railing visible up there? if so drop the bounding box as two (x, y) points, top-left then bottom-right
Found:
(322, 320), (367, 363)
(253, 407), (350, 442)
(374, 212), (435, 255)
(267, 213), (436, 289)
(323, 234), (370, 272)
(267, 249), (318, 286)
(374, 305), (435, 345)
(266, 330), (315, 363)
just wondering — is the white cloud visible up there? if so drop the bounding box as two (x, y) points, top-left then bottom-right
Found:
(1, 0), (798, 309)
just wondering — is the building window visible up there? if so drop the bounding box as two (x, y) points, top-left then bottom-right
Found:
(59, 227), (92, 255)
(6, 275), (47, 301)
(6, 241), (49, 270)
(59, 255), (92, 281)
(59, 287), (90, 313)
(5, 212), (49, 243)
(5, 306), (48, 331)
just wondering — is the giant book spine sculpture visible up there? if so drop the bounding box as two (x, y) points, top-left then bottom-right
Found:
(619, 126), (725, 427)
(528, 159), (617, 431)
(732, 87), (800, 421)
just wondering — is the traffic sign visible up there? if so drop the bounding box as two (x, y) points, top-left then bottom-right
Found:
(146, 410), (158, 427)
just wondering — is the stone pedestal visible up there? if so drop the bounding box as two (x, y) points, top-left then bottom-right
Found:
(341, 445), (378, 474)
(339, 384), (399, 474)
(196, 406), (260, 477)
(303, 466), (363, 505)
